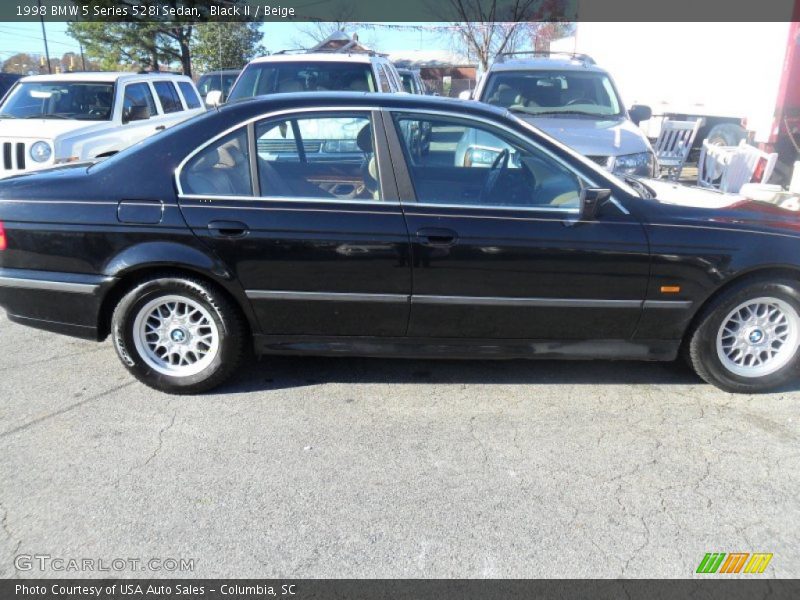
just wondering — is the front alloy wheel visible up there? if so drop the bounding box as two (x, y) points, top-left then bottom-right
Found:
(688, 279), (800, 393)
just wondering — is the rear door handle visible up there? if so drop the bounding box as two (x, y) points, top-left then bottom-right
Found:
(208, 220), (249, 238)
(155, 125), (166, 131)
(416, 227), (458, 247)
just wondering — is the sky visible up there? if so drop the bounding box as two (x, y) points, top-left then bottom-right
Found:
(0, 21), (447, 67)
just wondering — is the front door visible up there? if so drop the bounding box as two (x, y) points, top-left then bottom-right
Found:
(385, 110), (650, 340)
(177, 109), (411, 337)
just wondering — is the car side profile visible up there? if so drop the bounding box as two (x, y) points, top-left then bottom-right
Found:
(0, 72), (204, 179)
(1, 93), (800, 394)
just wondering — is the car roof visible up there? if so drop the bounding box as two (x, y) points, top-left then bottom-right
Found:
(248, 53), (381, 65)
(18, 72), (193, 83)
(488, 58), (608, 74)
(218, 91), (508, 120)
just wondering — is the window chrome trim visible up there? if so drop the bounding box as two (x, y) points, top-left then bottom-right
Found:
(174, 105), (383, 198)
(178, 193), (400, 207)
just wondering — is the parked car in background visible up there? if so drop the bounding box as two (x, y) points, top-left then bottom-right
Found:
(397, 68), (426, 94)
(0, 74), (21, 101)
(219, 50), (404, 106)
(3, 93), (800, 394)
(462, 52), (655, 177)
(0, 72), (204, 179)
(197, 68), (241, 106)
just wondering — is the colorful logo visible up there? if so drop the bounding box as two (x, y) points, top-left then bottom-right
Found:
(696, 552), (773, 574)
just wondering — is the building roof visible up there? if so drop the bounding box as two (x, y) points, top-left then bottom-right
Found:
(389, 50), (476, 69)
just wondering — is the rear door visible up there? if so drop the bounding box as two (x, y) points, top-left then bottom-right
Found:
(177, 107), (412, 337)
(384, 109), (651, 340)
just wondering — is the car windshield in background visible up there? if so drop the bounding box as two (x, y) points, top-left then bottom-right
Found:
(0, 82), (115, 120)
(483, 70), (623, 118)
(227, 62), (376, 102)
(197, 73), (239, 98)
(400, 73), (416, 94)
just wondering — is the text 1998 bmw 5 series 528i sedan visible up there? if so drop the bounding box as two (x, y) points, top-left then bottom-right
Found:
(1, 93), (800, 394)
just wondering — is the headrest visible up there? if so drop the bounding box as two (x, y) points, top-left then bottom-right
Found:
(277, 79), (303, 93)
(356, 123), (372, 153)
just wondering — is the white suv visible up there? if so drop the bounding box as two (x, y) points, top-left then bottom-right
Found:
(0, 72), (205, 179)
(220, 51), (403, 105)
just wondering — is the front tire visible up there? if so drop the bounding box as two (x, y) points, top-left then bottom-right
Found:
(111, 276), (245, 394)
(687, 279), (800, 393)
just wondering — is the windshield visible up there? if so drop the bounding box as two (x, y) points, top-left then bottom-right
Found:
(0, 81), (115, 120)
(482, 70), (623, 118)
(227, 61), (376, 101)
(197, 73), (239, 99)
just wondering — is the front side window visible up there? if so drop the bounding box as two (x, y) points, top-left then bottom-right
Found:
(255, 112), (381, 200)
(177, 81), (202, 109)
(153, 81), (183, 114)
(0, 81), (114, 120)
(228, 62), (376, 101)
(123, 82), (157, 120)
(393, 113), (583, 209)
(481, 70), (623, 118)
(180, 129), (252, 197)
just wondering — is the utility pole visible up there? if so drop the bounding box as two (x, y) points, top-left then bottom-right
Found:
(37, 0), (51, 74)
(79, 42), (86, 71)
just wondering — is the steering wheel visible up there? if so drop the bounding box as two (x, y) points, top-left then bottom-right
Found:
(480, 149), (509, 204)
(566, 97), (599, 106)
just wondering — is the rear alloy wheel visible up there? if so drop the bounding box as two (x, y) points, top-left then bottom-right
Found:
(688, 280), (800, 393)
(112, 277), (245, 394)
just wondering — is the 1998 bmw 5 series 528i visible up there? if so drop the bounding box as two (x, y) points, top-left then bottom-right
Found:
(1, 92), (800, 394)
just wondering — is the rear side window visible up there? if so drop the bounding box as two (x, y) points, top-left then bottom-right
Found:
(153, 81), (183, 114)
(180, 129), (252, 197)
(177, 81), (201, 109)
(123, 82), (157, 120)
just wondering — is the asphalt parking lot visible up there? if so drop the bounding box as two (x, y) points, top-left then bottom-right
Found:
(0, 311), (798, 579)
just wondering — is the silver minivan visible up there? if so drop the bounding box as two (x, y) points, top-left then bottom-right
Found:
(461, 52), (655, 176)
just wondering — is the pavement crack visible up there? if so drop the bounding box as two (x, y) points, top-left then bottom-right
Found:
(143, 409), (177, 468)
(0, 501), (22, 579)
(0, 381), (136, 439)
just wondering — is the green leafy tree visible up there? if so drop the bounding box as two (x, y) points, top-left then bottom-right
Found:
(191, 22), (264, 73)
(67, 22), (166, 72)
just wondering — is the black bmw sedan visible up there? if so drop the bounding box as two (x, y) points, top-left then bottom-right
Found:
(1, 92), (799, 394)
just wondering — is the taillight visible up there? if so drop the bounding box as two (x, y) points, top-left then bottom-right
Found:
(0, 221), (6, 251)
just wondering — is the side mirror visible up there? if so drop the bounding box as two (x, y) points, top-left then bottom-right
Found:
(628, 104), (652, 126)
(123, 104), (149, 124)
(458, 90), (472, 100)
(205, 90), (223, 107)
(579, 188), (612, 221)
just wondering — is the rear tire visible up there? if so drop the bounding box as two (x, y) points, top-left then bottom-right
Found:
(687, 278), (800, 393)
(111, 276), (245, 394)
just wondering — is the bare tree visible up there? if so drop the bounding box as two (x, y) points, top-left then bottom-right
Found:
(445, 0), (569, 71)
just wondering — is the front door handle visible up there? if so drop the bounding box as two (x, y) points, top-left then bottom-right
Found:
(208, 220), (249, 238)
(155, 125), (166, 131)
(416, 227), (458, 247)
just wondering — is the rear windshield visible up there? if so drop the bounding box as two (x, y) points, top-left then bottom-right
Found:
(227, 61), (376, 101)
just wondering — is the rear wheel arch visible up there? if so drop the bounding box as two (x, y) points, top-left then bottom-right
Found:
(97, 265), (254, 341)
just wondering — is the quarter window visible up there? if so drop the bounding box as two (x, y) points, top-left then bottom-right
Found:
(180, 129), (252, 197)
(177, 81), (201, 109)
(123, 82), (157, 120)
(153, 81), (183, 114)
(392, 113), (583, 209)
(255, 112), (381, 200)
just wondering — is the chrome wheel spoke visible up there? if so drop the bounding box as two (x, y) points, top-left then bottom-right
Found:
(716, 297), (800, 378)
